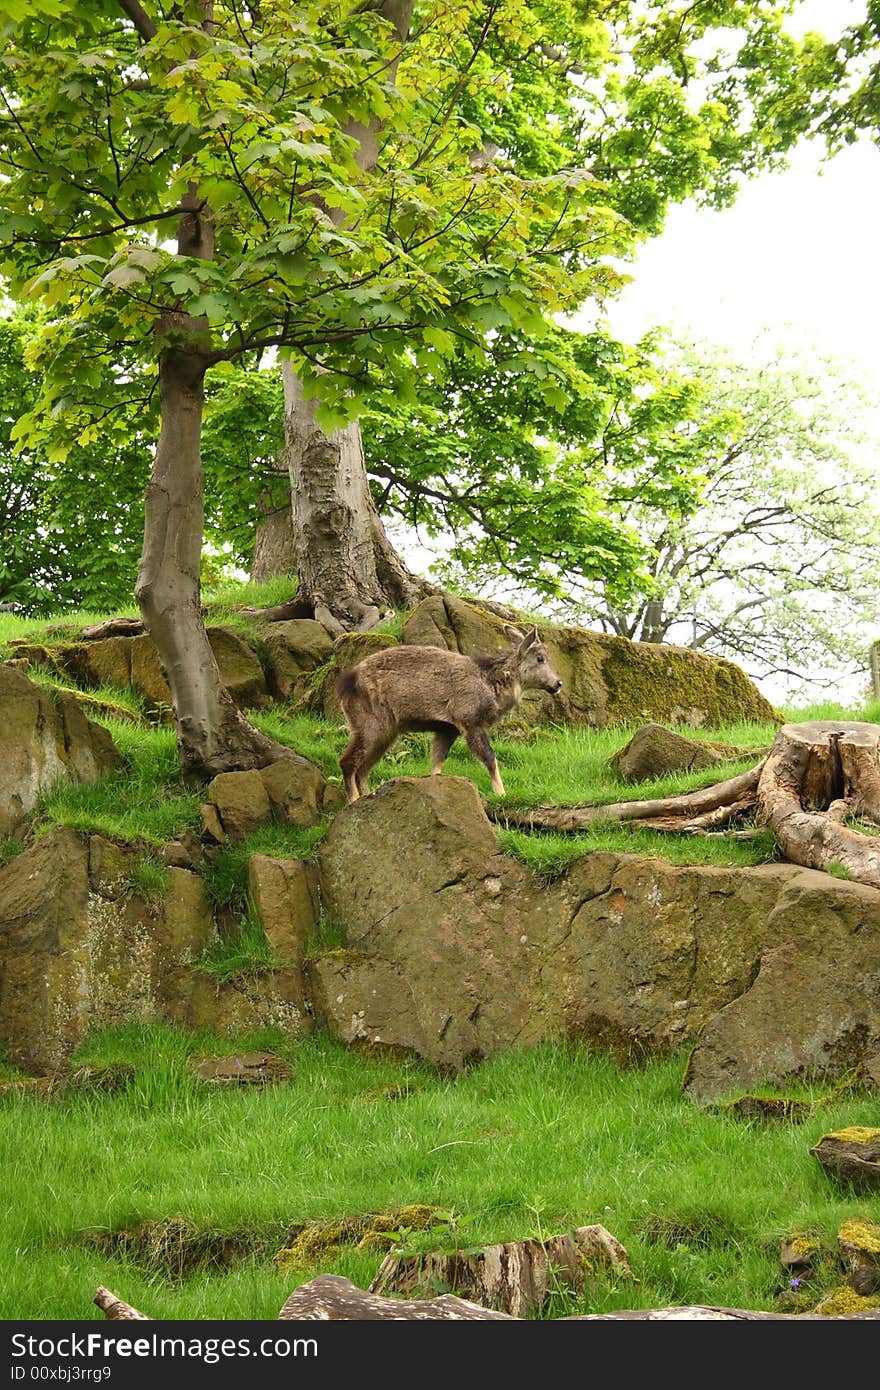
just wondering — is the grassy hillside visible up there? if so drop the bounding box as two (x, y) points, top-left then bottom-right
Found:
(2, 593), (878, 1319)
(1, 1026), (876, 1320)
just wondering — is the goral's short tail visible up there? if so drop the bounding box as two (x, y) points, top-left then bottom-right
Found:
(335, 667), (359, 711)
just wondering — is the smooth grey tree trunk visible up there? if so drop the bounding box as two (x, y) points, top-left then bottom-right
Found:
(135, 190), (285, 780)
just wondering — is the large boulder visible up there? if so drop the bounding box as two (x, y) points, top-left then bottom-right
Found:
(683, 871), (880, 1100)
(315, 776), (880, 1091)
(259, 620), (334, 701)
(0, 665), (122, 835)
(401, 595), (777, 729)
(0, 829), (215, 1070)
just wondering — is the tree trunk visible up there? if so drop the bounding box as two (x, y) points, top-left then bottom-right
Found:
(136, 346), (284, 781)
(251, 464), (298, 582)
(281, 363), (433, 635)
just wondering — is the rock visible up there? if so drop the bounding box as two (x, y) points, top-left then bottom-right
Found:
(306, 953), (429, 1056)
(0, 830), (216, 1071)
(716, 1095), (815, 1123)
(199, 802), (226, 844)
(321, 784), (347, 816)
(810, 1128), (880, 1191)
(0, 666), (122, 835)
(259, 620), (334, 701)
(205, 770), (272, 839)
(276, 1205), (444, 1272)
(26, 626), (266, 711)
(185, 969), (309, 1037)
(609, 723), (730, 781)
(368, 1224), (631, 1317)
(813, 1285), (880, 1316)
(315, 777), (771, 1068)
(780, 1232), (823, 1275)
(315, 776), (880, 1090)
(159, 831), (202, 870)
(259, 758), (325, 827)
(207, 626), (268, 708)
(129, 635), (172, 707)
(864, 1054), (880, 1091)
(248, 854), (317, 958)
(88, 836), (132, 897)
(838, 1218), (880, 1295)
(310, 631), (399, 719)
(684, 868), (880, 1100)
(401, 595), (777, 729)
(187, 1051), (290, 1085)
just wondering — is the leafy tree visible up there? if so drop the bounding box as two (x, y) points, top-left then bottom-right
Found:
(273, 0), (817, 626)
(567, 339), (880, 687)
(360, 325), (706, 608)
(0, 310), (150, 613)
(2, 1), (635, 777)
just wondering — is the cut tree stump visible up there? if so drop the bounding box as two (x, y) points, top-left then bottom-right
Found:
(367, 1224), (631, 1317)
(490, 721), (880, 892)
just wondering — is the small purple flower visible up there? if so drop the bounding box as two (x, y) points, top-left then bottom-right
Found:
(790, 1277), (801, 1289)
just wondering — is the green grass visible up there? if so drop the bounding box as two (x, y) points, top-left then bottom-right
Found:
(33, 721), (202, 848)
(0, 1026), (876, 1319)
(129, 855), (171, 904)
(197, 905), (280, 981)
(201, 821), (328, 914)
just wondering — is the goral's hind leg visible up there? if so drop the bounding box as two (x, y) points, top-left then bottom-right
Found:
(464, 726), (505, 796)
(339, 736), (363, 802)
(430, 724), (458, 775)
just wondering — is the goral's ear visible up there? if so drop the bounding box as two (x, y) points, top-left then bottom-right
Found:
(521, 625), (539, 650)
(503, 623), (524, 644)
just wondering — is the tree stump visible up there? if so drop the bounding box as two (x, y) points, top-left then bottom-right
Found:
(368, 1225), (631, 1317)
(756, 722), (880, 887)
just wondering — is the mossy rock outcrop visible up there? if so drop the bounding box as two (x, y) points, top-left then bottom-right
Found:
(0, 664), (122, 835)
(0, 828), (311, 1071)
(9, 625), (268, 712)
(401, 595), (777, 729)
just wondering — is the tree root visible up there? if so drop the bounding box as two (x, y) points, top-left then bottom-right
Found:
(490, 721), (880, 891)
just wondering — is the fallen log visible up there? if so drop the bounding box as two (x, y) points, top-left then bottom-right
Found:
(94, 1286), (150, 1320)
(488, 765), (761, 834)
(94, 1275), (880, 1320)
